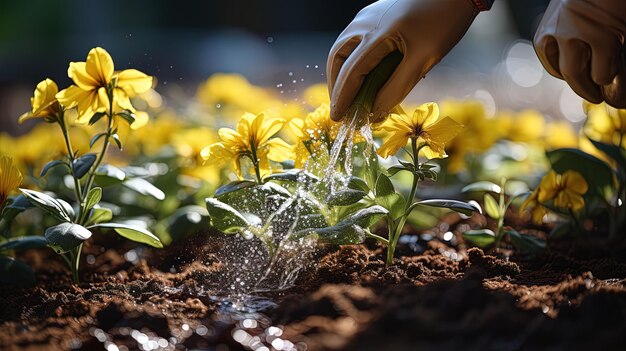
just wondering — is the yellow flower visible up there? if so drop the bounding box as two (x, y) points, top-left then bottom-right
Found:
(520, 188), (548, 224)
(56, 47), (153, 127)
(497, 109), (545, 143)
(18, 79), (62, 124)
(377, 102), (463, 159)
(583, 101), (626, 147)
(302, 83), (330, 108)
(439, 100), (497, 173)
(0, 156), (23, 207)
(544, 121), (578, 149)
(537, 170), (588, 211)
(200, 112), (293, 178)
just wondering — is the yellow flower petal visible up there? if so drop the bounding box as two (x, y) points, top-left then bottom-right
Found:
(85, 47), (114, 86)
(254, 115), (285, 146)
(377, 132), (409, 158)
(31, 79), (58, 114)
(0, 155), (23, 206)
(420, 144), (447, 159)
(56, 85), (100, 122)
(68, 62), (99, 91)
(538, 171), (559, 202)
(561, 170), (588, 195)
(200, 142), (232, 164)
(113, 88), (134, 112)
(423, 116), (464, 146)
(413, 102), (439, 128)
(555, 189), (585, 211)
(117, 69), (153, 96)
(266, 138), (293, 162)
(130, 111), (149, 130)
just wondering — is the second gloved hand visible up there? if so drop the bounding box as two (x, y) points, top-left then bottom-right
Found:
(534, 0), (626, 108)
(327, 0), (478, 122)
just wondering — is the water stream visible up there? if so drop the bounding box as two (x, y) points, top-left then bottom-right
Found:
(213, 107), (375, 315)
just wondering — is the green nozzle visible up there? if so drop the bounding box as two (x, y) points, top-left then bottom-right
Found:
(348, 51), (404, 125)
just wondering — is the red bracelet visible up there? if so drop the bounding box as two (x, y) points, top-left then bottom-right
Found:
(468, 0), (494, 11)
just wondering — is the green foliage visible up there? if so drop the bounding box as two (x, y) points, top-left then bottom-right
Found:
(461, 179), (545, 253)
(45, 223), (92, 254)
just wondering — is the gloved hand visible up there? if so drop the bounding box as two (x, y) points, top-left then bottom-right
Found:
(327, 0), (478, 122)
(534, 0), (626, 108)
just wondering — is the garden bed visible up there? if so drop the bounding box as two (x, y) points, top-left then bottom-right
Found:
(2, 214), (625, 351)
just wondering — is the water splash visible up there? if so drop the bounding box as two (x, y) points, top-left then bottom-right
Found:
(216, 105), (375, 298)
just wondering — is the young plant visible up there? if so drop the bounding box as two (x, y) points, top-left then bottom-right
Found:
(461, 179), (546, 253)
(367, 103), (481, 264)
(2, 48), (163, 283)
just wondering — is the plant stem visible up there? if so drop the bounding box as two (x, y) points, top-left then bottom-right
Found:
(248, 142), (263, 184)
(57, 111), (83, 215)
(385, 138), (422, 265)
(79, 91), (114, 224)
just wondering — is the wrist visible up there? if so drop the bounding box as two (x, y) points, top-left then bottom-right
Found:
(467, 0), (494, 12)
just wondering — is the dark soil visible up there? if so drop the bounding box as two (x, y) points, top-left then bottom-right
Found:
(1, 213), (626, 351)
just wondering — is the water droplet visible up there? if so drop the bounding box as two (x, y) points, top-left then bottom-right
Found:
(288, 72), (293, 77)
(267, 36), (274, 43)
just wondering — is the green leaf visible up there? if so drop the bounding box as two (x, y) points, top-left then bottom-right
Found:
(462, 181), (502, 194)
(387, 166), (406, 176)
(376, 192), (406, 220)
(45, 222), (92, 254)
(463, 229), (496, 248)
(483, 193), (501, 219)
(375, 173), (394, 197)
(364, 148), (380, 190)
(123, 178), (165, 200)
(347, 176), (370, 192)
(588, 138), (626, 175)
(292, 206), (387, 244)
(56, 198), (76, 221)
(111, 133), (122, 150)
(0, 236), (49, 251)
(0, 256), (36, 287)
(347, 205), (388, 228)
(547, 148), (614, 198)
(89, 222), (163, 248)
(40, 160), (68, 177)
(215, 180), (257, 197)
(205, 198), (250, 234)
(89, 133), (107, 148)
(399, 160), (416, 170)
(314, 224), (367, 244)
(89, 111), (106, 125)
(72, 153), (97, 179)
(85, 207), (113, 226)
(84, 187), (102, 213)
(327, 189), (367, 207)
(263, 169), (319, 184)
(1, 195), (32, 221)
(261, 182), (292, 198)
(116, 110), (136, 125)
(415, 199), (481, 216)
(20, 189), (71, 222)
(293, 223), (366, 244)
(507, 229), (546, 253)
(94, 164), (126, 187)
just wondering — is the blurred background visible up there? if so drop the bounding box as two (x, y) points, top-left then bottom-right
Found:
(1, 0), (585, 135)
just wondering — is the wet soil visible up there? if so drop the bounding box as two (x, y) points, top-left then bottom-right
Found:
(1, 213), (626, 351)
